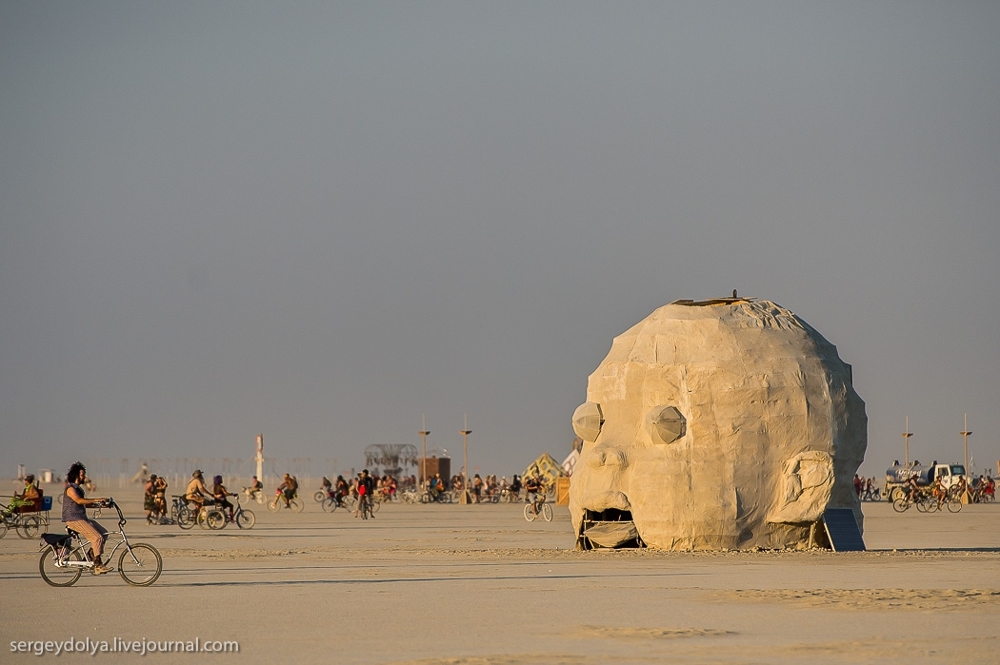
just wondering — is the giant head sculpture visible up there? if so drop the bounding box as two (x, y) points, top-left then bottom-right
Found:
(569, 298), (867, 550)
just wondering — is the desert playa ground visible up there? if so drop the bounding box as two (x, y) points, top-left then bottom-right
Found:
(1, 494), (998, 664)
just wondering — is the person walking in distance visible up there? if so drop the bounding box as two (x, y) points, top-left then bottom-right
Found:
(62, 462), (111, 574)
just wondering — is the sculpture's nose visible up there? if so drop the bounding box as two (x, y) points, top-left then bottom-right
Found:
(587, 445), (629, 470)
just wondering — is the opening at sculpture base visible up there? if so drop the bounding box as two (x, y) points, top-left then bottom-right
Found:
(568, 296), (867, 551)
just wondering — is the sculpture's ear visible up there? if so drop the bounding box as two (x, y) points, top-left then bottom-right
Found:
(767, 451), (835, 524)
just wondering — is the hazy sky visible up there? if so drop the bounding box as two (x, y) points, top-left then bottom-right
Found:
(2, 2), (998, 478)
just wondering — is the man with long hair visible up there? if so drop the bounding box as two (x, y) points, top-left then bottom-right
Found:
(63, 462), (111, 574)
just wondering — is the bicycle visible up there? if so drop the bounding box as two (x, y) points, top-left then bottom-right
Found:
(205, 494), (256, 529)
(355, 492), (376, 520)
(242, 485), (265, 505)
(523, 494), (553, 522)
(892, 489), (941, 513)
(38, 498), (162, 587)
(267, 489), (304, 513)
(942, 486), (964, 513)
(419, 489), (451, 504)
(170, 495), (197, 530)
(321, 491), (355, 513)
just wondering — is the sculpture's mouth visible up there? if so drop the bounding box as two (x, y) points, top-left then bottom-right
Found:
(577, 491), (644, 549)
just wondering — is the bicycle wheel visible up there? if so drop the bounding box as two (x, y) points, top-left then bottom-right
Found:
(176, 506), (195, 530)
(370, 499), (381, 514)
(313, 491), (326, 503)
(206, 509), (226, 530)
(541, 503), (553, 522)
(17, 516), (41, 539)
(891, 498), (908, 513)
(196, 508), (212, 529)
(290, 498), (304, 513)
(0, 519), (8, 539)
(947, 498), (962, 513)
(523, 504), (536, 522)
(236, 509), (255, 529)
(118, 543), (162, 587)
(915, 498), (929, 513)
(267, 497), (281, 513)
(321, 497), (337, 513)
(39, 547), (83, 587)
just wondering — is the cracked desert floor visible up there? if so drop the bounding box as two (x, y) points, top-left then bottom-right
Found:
(2, 496), (998, 664)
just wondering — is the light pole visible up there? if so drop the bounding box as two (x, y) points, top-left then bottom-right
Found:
(901, 417), (913, 466)
(460, 414), (472, 504)
(255, 434), (264, 485)
(961, 413), (972, 474)
(419, 415), (430, 487)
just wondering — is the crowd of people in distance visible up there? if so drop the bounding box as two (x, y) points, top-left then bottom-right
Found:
(130, 466), (558, 526)
(311, 470), (547, 506)
(969, 475), (996, 502)
(854, 471), (996, 504)
(853, 474), (882, 501)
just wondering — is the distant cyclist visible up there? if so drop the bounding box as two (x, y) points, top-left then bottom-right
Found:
(277, 473), (298, 508)
(212, 475), (236, 521)
(355, 470), (374, 519)
(185, 470), (211, 511)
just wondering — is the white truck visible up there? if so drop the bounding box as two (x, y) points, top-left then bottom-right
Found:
(883, 461), (967, 502)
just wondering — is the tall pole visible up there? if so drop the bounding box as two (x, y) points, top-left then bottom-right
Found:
(255, 434), (264, 484)
(461, 413), (472, 503)
(901, 417), (913, 466)
(419, 415), (430, 486)
(461, 413), (471, 487)
(961, 413), (972, 474)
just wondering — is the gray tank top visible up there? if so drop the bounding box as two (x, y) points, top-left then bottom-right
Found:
(62, 483), (87, 522)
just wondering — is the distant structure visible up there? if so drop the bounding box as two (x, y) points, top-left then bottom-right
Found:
(364, 444), (419, 478)
(570, 297), (867, 550)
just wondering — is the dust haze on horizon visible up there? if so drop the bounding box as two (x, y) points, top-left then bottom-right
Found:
(2, 2), (999, 479)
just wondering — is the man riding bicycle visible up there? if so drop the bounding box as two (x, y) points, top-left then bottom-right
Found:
(212, 475), (236, 521)
(355, 470), (374, 519)
(62, 462), (112, 575)
(245, 475), (263, 502)
(277, 473), (298, 508)
(525, 476), (547, 514)
(334, 475), (349, 507)
(185, 470), (212, 511)
(931, 476), (947, 507)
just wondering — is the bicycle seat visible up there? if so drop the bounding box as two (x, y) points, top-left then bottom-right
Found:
(42, 533), (72, 547)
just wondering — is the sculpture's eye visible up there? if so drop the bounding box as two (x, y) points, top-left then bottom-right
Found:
(647, 406), (685, 444)
(572, 402), (604, 442)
